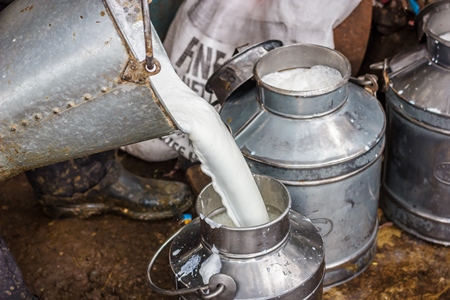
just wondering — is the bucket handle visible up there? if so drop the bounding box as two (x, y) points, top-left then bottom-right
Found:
(147, 226), (237, 299)
(140, 0), (161, 75)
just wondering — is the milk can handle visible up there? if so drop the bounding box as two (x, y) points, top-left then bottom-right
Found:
(369, 59), (390, 93)
(140, 0), (161, 75)
(147, 227), (236, 299)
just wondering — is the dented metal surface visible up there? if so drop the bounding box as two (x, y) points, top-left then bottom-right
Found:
(105, 0), (147, 62)
(0, 0), (177, 181)
(382, 3), (450, 245)
(212, 44), (386, 288)
(105, 0), (161, 76)
(168, 175), (324, 299)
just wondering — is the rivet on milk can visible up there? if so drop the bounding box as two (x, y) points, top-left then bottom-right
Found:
(206, 42), (386, 287)
(0, 0), (182, 181)
(381, 1), (450, 245)
(147, 175), (325, 299)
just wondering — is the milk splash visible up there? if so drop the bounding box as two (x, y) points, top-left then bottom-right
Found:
(262, 65), (342, 91)
(199, 245), (222, 284)
(150, 42), (269, 227)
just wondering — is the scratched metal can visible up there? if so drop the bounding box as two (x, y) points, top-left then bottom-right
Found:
(148, 175), (325, 299)
(207, 42), (386, 287)
(381, 2), (450, 246)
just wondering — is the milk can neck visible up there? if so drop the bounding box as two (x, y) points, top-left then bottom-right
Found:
(424, 8), (450, 69)
(254, 44), (351, 119)
(196, 175), (292, 257)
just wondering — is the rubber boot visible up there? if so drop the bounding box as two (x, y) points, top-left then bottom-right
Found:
(25, 151), (193, 220)
(0, 236), (38, 300)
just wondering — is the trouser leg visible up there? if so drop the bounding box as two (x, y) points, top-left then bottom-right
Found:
(0, 236), (37, 300)
(25, 150), (193, 220)
(25, 150), (114, 198)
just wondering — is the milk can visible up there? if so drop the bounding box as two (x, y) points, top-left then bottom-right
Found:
(381, 1), (450, 245)
(206, 43), (386, 287)
(148, 175), (325, 299)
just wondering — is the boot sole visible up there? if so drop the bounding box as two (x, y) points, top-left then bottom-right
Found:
(42, 197), (193, 221)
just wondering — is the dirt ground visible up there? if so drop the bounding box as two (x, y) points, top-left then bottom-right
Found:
(0, 153), (188, 300)
(2, 153), (450, 300)
(2, 4), (450, 299)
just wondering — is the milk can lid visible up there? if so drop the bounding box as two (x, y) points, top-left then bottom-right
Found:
(205, 40), (282, 105)
(388, 32), (450, 130)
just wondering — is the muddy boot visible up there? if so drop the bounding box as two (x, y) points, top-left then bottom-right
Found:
(25, 151), (193, 220)
(0, 236), (38, 300)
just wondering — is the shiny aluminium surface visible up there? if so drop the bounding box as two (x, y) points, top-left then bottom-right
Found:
(382, 103), (450, 245)
(381, 1), (450, 245)
(382, 3), (450, 245)
(0, 0), (177, 181)
(253, 44), (351, 119)
(214, 44), (386, 287)
(170, 175), (324, 299)
(415, 0), (450, 42)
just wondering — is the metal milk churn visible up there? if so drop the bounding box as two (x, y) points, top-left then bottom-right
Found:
(206, 42), (386, 287)
(148, 175), (325, 299)
(381, 1), (450, 245)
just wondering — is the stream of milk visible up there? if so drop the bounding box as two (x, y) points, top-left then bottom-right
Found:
(150, 52), (269, 228)
(150, 39), (343, 227)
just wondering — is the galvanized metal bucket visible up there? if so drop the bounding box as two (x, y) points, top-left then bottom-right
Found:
(207, 43), (386, 287)
(381, 1), (450, 245)
(0, 0), (180, 181)
(148, 175), (325, 299)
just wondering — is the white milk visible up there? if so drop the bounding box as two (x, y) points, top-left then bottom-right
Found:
(262, 65), (342, 91)
(150, 51), (269, 227)
(211, 210), (280, 227)
(440, 32), (450, 41)
(199, 245), (222, 284)
(176, 254), (201, 279)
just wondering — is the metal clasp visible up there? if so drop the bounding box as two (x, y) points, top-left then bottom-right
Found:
(370, 58), (390, 93)
(349, 74), (379, 97)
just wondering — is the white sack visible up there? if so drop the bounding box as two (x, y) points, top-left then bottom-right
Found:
(122, 0), (361, 162)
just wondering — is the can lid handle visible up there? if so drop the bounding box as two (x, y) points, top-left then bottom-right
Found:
(205, 40), (283, 105)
